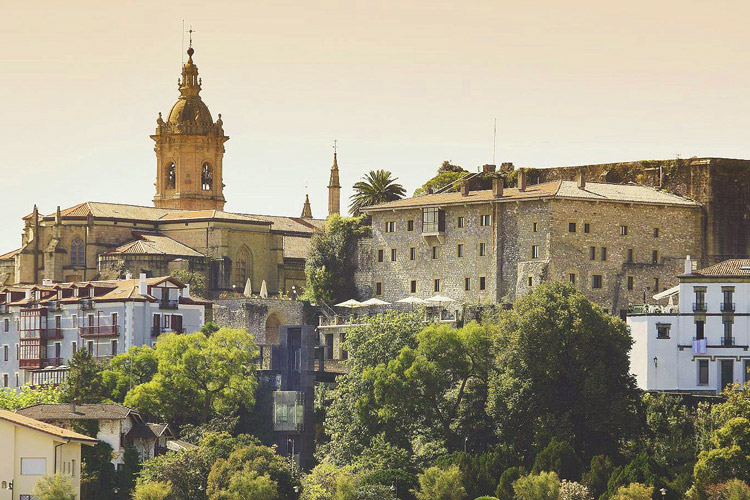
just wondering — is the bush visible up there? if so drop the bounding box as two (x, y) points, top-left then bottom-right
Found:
(132, 481), (172, 500)
(413, 466), (467, 500)
(513, 472), (560, 500)
(612, 483), (654, 500)
(558, 480), (592, 500)
(354, 484), (398, 500)
(581, 455), (614, 500)
(705, 479), (750, 500)
(32, 474), (76, 500)
(495, 467), (524, 500)
(533, 438), (583, 481)
(473, 497), (499, 500)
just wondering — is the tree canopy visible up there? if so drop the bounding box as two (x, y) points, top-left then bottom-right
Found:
(349, 170), (406, 216)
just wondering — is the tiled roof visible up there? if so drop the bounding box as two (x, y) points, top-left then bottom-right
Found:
(688, 259), (750, 277)
(147, 423), (171, 437)
(0, 248), (21, 261)
(1, 408), (97, 444)
(365, 180), (700, 211)
(108, 233), (205, 258)
(17, 403), (136, 421)
(244, 214), (324, 234)
(283, 235), (313, 260)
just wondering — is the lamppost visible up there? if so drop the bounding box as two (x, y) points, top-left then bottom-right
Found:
(660, 487), (667, 499)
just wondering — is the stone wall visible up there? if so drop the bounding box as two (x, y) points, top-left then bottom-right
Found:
(212, 297), (308, 344)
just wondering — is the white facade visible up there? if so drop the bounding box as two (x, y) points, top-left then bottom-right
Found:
(0, 275), (207, 388)
(628, 258), (750, 394)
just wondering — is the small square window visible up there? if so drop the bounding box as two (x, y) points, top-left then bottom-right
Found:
(464, 277), (471, 291)
(620, 225), (628, 236)
(409, 247), (416, 261)
(531, 245), (539, 259)
(527, 276), (533, 287)
(385, 221), (395, 233)
(391, 249), (397, 262)
(592, 275), (603, 289)
(434, 279), (440, 292)
(656, 323), (671, 339)
(653, 228), (660, 238)
(479, 243), (487, 257)
(479, 277), (486, 291)
(375, 282), (383, 296)
(457, 244), (463, 257)
(480, 215), (491, 226)
(410, 280), (417, 293)
(589, 247), (596, 260)
(584, 223), (591, 233)
(601, 247), (607, 261)
(532, 222), (538, 232)
(377, 249), (384, 263)
(457, 217), (465, 228)
(568, 222), (576, 233)
(407, 220), (414, 231)
(569, 273), (576, 284)
(432, 246), (439, 259)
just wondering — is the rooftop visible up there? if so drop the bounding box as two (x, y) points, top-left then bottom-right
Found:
(684, 259), (750, 278)
(364, 180), (700, 211)
(0, 408), (97, 444)
(16, 403), (137, 421)
(107, 232), (205, 258)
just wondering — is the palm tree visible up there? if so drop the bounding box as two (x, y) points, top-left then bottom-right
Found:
(349, 170), (406, 216)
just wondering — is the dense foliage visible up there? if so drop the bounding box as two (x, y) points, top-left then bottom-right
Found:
(349, 169), (406, 216)
(0, 384), (62, 411)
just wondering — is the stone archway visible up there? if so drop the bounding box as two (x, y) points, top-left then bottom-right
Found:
(264, 312), (284, 345)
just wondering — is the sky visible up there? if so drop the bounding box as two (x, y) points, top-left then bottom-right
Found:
(1, 0), (749, 252)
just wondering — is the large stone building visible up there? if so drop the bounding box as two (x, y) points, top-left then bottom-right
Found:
(0, 45), (340, 295)
(362, 169), (704, 317)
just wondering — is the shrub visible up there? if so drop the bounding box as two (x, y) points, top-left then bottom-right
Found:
(32, 474), (76, 500)
(132, 481), (172, 500)
(533, 438), (583, 481)
(413, 466), (467, 500)
(558, 480), (592, 500)
(612, 483), (654, 500)
(495, 467), (524, 500)
(705, 479), (750, 500)
(513, 472), (560, 500)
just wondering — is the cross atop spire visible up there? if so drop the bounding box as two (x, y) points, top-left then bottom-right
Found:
(333, 139), (338, 155)
(188, 26), (195, 48)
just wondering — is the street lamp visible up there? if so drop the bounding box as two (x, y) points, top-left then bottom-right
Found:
(653, 356), (658, 368)
(464, 436), (468, 453)
(660, 487), (667, 499)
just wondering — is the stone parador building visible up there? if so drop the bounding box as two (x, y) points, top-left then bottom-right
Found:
(0, 45), (346, 295)
(362, 169), (705, 317)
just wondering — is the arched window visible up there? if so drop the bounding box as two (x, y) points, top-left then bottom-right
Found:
(201, 162), (213, 191)
(71, 237), (85, 267)
(235, 246), (252, 288)
(166, 162), (176, 189)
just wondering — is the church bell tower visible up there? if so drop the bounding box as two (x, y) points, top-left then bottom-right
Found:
(152, 44), (228, 210)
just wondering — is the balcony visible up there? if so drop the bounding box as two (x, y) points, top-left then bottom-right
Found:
(159, 299), (179, 310)
(42, 328), (63, 340)
(19, 358), (42, 369)
(42, 357), (63, 368)
(721, 302), (736, 312)
(693, 302), (707, 313)
(79, 325), (119, 337)
(721, 336), (736, 347)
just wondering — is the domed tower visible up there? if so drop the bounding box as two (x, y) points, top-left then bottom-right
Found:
(152, 45), (228, 210)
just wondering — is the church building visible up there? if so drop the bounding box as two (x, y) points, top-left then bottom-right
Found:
(0, 45), (342, 296)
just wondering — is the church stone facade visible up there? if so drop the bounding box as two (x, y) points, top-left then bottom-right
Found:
(0, 46), (342, 296)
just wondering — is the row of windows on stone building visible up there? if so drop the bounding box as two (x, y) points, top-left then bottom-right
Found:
(377, 242), (491, 263)
(374, 276), (489, 297)
(165, 162), (214, 191)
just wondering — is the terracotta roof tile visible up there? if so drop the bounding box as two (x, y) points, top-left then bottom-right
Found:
(689, 259), (750, 277)
(17, 403), (136, 421)
(1, 408), (98, 444)
(108, 233), (205, 257)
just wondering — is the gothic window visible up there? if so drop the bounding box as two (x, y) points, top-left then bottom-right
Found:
(201, 163), (213, 191)
(166, 162), (176, 189)
(235, 247), (252, 287)
(70, 237), (85, 267)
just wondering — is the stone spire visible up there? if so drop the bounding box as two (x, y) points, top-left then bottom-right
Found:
(328, 145), (341, 216)
(301, 194), (313, 219)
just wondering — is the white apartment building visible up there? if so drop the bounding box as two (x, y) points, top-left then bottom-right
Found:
(0, 274), (208, 388)
(628, 257), (750, 394)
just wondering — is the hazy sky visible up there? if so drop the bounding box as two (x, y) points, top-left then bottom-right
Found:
(1, 0), (749, 252)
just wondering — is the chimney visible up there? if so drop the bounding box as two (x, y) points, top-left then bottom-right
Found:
(492, 178), (504, 198)
(184, 284), (191, 299)
(139, 273), (148, 295)
(461, 181), (470, 196)
(576, 170), (586, 189)
(518, 169), (527, 192)
(482, 164), (496, 174)
(124, 272), (133, 280)
(684, 255), (692, 274)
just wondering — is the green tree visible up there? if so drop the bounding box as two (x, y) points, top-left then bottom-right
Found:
(558, 480), (592, 500)
(32, 473), (76, 500)
(612, 483), (654, 500)
(581, 455), (613, 500)
(349, 170), (406, 216)
(302, 214), (369, 304)
(412, 466), (466, 500)
(301, 463), (358, 500)
(170, 269), (208, 297)
(80, 441), (117, 500)
(605, 454), (666, 499)
(495, 467), (524, 500)
(512, 471), (560, 500)
(487, 282), (640, 461)
(364, 322), (494, 452)
(0, 384), (62, 411)
(694, 417), (750, 487)
(62, 348), (107, 403)
(138, 432), (259, 500)
(124, 328), (257, 425)
(704, 479), (750, 500)
(414, 161), (467, 196)
(132, 480), (172, 500)
(207, 443), (299, 499)
(100, 345), (159, 403)
(212, 470), (277, 500)
(532, 437), (582, 481)
(353, 485), (398, 500)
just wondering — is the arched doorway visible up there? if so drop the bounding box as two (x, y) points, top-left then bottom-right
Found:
(265, 313), (283, 345)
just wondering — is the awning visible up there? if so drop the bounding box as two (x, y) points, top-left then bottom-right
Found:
(653, 285), (679, 301)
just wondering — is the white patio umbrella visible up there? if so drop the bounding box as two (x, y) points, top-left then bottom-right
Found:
(360, 298), (391, 306)
(335, 299), (364, 309)
(425, 295), (456, 306)
(259, 280), (268, 299)
(243, 279), (253, 298)
(397, 296), (428, 311)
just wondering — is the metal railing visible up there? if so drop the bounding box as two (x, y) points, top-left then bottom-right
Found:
(159, 299), (179, 310)
(693, 302), (707, 312)
(42, 357), (63, 368)
(42, 328), (63, 340)
(721, 336), (736, 347)
(721, 302), (736, 312)
(79, 325), (119, 337)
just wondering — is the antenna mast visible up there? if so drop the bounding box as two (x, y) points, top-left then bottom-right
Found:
(181, 20), (185, 64)
(492, 117), (497, 165)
